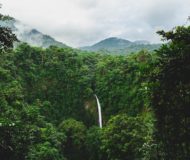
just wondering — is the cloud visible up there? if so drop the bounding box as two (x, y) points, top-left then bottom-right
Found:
(0, 0), (190, 47)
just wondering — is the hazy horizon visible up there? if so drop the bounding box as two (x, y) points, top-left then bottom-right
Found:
(1, 0), (190, 47)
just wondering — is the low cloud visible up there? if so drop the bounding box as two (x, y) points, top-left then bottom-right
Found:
(1, 0), (190, 47)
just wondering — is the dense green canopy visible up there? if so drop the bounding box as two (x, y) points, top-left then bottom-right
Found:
(0, 8), (190, 159)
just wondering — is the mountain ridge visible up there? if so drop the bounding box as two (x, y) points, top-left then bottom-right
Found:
(80, 37), (161, 54)
(0, 18), (161, 53)
(0, 19), (69, 48)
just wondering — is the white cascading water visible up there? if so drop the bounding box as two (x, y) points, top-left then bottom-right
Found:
(94, 94), (103, 128)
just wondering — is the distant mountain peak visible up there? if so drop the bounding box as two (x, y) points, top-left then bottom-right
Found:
(89, 37), (132, 50)
(101, 37), (127, 41)
(134, 40), (150, 45)
(95, 37), (131, 43)
(29, 29), (40, 35)
(80, 37), (161, 54)
(0, 19), (69, 48)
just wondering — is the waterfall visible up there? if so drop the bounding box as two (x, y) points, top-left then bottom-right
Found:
(94, 94), (103, 128)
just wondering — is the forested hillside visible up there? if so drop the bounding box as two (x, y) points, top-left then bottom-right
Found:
(81, 37), (161, 54)
(1, 10), (190, 160)
(0, 18), (68, 48)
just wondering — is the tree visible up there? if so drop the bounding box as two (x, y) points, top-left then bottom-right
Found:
(0, 5), (17, 51)
(86, 126), (104, 160)
(26, 142), (65, 160)
(58, 119), (87, 160)
(152, 26), (190, 159)
(101, 114), (149, 160)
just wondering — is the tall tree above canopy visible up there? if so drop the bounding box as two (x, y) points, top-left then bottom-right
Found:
(152, 26), (190, 159)
(0, 5), (17, 51)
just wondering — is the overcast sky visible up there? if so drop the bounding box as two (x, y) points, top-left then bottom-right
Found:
(1, 0), (190, 47)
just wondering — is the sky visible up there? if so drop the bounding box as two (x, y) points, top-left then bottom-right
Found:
(0, 0), (190, 47)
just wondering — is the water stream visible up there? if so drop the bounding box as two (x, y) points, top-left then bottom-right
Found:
(94, 94), (102, 128)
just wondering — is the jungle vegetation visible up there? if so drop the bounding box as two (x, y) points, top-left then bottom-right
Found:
(0, 9), (190, 160)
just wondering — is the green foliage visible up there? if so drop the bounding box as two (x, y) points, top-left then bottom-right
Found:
(0, 42), (157, 159)
(0, 7), (17, 51)
(101, 114), (150, 160)
(12, 44), (94, 125)
(27, 142), (65, 160)
(86, 126), (103, 160)
(0, 27), (17, 51)
(58, 119), (87, 160)
(2, 7), (189, 159)
(95, 50), (155, 120)
(152, 26), (190, 159)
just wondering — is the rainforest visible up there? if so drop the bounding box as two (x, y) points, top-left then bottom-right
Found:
(1, 4), (190, 160)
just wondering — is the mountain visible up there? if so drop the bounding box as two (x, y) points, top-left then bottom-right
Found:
(82, 37), (132, 51)
(0, 19), (69, 48)
(81, 37), (161, 54)
(134, 40), (150, 45)
(0, 19), (161, 53)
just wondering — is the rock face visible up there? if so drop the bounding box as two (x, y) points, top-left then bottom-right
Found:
(0, 19), (68, 48)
